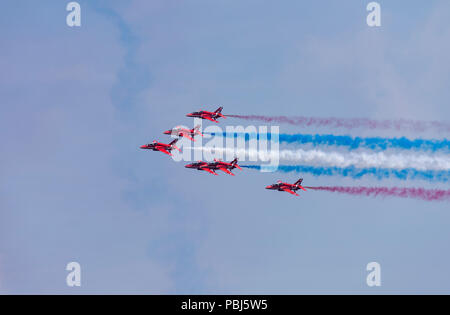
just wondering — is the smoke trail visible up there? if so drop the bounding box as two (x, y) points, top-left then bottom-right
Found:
(226, 115), (450, 132)
(278, 149), (450, 170)
(242, 165), (450, 182)
(207, 132), (450, 152)
(303, 186), (450, 202)
(189, 147), (450, 170)
(279, 134), (450, 152)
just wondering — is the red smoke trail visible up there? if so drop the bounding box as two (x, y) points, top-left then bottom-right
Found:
(304, 186), (450, 201)
(226, 115), (450, 132)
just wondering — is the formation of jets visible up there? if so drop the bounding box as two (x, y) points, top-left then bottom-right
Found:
(140, 106), (307, 196)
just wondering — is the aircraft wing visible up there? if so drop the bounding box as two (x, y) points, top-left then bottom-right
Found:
(181, 133), (195, 141)
(219, 168), (234, 176)
(158, 148), (172, 156)
(202, 167), (218, 175)
(282, 188), (299, 196)
(202, 115), (219, 123)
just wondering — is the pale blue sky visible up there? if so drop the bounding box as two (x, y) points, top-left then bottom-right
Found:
(1, 0), (450, 293)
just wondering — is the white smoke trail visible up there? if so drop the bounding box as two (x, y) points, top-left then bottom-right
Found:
(186, 147), (450, 171)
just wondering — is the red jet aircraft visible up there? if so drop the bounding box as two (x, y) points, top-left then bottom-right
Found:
(185, 161), (219, 175)
(186, 106), (225, 123)
(163, 125), (203, 141)
(185, 158), (241, 176)
(140, 139), (181, 156)
(265, 178), (307, 196)
(207, 158), (241, 176)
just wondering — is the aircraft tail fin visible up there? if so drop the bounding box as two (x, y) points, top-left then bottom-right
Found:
(295, 178), (303, 186)
(169, 139), (178, 146)
(231, 157), (241, 170)
(193, 124), (203, 136)
(169, 139), (181, 151)
(213, 106), (225, 118)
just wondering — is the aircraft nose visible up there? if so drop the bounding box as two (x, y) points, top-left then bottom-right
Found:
(186, 113), (193, 117)
(185, 164), (192, 168)
(140, 145), (147, 149)
(265, 185), (271, 189)
(163, 130), (170, 134)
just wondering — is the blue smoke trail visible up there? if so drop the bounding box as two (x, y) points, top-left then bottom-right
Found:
(206, 132), (450, 152)
(242, 165), (450, 182)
